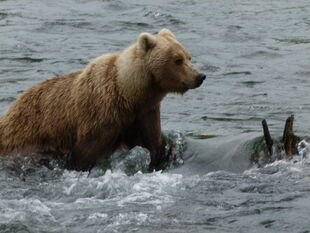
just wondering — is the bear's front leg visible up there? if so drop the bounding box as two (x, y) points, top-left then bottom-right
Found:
(68, 128), (119, 171)
(135, 103), (166, 171)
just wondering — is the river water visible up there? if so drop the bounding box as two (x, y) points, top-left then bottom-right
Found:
(0, 0), (310, 232)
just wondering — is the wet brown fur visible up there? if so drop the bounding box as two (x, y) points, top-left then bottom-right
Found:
(0, 29), (201, 171)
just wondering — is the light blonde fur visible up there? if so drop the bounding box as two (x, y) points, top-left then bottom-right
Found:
(0, 29), (203, 171)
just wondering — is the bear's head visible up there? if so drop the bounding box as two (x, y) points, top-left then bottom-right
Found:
(138, 28), (206, 94)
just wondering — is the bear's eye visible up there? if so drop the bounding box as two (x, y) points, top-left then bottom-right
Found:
(175, 58), (183, 65)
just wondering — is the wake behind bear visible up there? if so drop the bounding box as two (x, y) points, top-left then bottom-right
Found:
(0, 29), (206, 171)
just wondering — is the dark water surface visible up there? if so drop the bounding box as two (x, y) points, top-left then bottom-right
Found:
(1, 0), (310, 232)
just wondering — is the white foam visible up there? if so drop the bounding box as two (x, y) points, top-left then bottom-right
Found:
(88, 212), (108, 220)
(63, 183), (76, 195)
(298, 139), (310, 158)
(0, 198), (56, 223)
(105, 212), (148, 230)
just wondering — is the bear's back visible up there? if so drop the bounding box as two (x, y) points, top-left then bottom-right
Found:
(0, 71), (82, 155)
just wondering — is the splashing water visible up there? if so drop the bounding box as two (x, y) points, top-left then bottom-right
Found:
(298, 140), (310, 159)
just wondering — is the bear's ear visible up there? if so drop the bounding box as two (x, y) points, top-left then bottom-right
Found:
(138, 32), (156, 51)
(159, 28), (176, 39)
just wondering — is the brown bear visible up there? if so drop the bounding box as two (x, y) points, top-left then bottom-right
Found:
(0, 29), (206, 171)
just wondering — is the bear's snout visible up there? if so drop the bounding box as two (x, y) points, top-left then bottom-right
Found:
(195, 73), (206, 87)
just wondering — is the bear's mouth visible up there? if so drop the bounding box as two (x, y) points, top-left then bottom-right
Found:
(193, 81), (204, 89)
(183, 82), (199, 90)
(179, 81), (190, 93)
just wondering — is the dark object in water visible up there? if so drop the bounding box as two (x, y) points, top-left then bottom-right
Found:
(261, 115), (299, 162)
(262, 119), (273, 157)
(282, 115), (298, 158)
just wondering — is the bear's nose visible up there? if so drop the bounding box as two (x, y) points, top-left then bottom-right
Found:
(196, 73), (206, 87)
